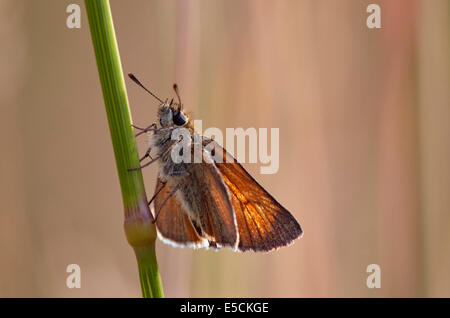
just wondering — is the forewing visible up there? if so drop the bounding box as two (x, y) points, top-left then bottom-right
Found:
(189, 161), (238, 249)
(207, 140), (303, 252)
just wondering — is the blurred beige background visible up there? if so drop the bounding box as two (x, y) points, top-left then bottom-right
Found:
(0, 0), (449, 297)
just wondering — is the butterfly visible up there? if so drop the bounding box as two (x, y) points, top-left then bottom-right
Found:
(128, 73), (302, 252)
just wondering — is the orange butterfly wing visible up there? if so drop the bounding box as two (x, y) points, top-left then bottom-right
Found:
(154, 177), (208, 248)
(210, 141), (303, 252)
(189, 161), (238, 248)
(153, 139), (302, 252)
(154, 161), (238, 249)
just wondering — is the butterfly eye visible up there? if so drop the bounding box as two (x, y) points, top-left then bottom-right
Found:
(173, 111), (187, 126)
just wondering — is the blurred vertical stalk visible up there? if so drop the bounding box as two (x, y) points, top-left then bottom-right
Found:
(85, 0), (164, 298)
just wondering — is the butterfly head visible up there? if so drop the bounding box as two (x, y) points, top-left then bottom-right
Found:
(157, 98), (188, 128)
(127, 74), (189, 128)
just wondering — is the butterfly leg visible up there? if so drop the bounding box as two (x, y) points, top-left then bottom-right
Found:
(128, 138), (180, 171)
(131, 124), (149, 131)
(147, 181), (166, 207)
(139, 147), (153, 162)
(152, 183), (181, 223)
(132, 123), (157, 137)
(127, 155), (160, 171)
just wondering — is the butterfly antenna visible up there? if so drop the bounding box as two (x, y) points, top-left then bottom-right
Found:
(173, 83), (182, 110)
(128, 73), (164, 104)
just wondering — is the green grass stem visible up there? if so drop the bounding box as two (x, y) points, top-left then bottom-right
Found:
(85, 0), (164, 298)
